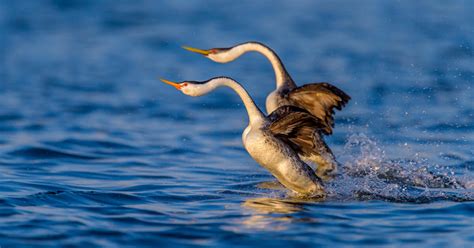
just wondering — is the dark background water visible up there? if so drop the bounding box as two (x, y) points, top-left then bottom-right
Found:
(1, 0), (473, 247)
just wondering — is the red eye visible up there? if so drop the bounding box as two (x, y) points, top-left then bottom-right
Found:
(210, 49), (218, 54)
(183, 83), (188, 87)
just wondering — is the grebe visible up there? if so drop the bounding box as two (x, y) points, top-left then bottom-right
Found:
(160, 77), (326, 197)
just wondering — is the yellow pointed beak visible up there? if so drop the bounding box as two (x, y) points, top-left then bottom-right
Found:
(182, 46), (211, 56)
(160, 78), (182, 90)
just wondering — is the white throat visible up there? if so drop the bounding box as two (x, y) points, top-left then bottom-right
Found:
(222, 42), (295, 89)
(201, 77), (265, 126)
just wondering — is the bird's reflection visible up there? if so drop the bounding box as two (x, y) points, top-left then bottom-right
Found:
(243, 197), (304, 214)
(241, 190), (323, 230)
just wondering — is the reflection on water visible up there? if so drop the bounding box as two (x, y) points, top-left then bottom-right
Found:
(242, 197), (315, 231)
(243, 197), (306, 214)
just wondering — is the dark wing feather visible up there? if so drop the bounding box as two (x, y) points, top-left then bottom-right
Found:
(286, 83), (350, 135)
(267, 106), (327, 156)
(267, 106), (325, 136)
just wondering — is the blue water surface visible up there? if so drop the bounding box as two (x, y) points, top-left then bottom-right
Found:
(1, 0), (473, 247)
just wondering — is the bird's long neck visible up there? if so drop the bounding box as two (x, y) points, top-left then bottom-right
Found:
(207, 77), (264, 125)
(226, 42), (295, 89)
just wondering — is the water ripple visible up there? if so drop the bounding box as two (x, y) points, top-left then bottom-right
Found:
(8, 146), (101, 160)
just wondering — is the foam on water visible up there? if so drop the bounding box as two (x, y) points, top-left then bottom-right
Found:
(324, 133), (474, 202)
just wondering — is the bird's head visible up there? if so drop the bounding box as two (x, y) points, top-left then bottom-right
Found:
(182, 45), (231, 63)
(160, 78), (209, 97)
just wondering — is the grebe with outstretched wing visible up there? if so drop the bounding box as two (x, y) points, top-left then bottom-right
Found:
(160, 76), (327, 197)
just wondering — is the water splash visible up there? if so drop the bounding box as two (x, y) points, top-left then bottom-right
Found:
(325, 134), (474, 202)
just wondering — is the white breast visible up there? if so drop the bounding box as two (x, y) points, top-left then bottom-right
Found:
(243, 127), (285, 171)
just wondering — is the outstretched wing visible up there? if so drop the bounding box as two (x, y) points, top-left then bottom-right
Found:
(286, 83), (350, 135)
(267, 106), (327, 157)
